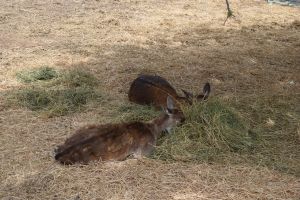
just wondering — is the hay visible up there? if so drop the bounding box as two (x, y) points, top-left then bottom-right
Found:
(15, 87), (97, 117)
(58, 68), (98, 88)
(8, 68), (102, 117)
(153, 98), (256, 162)
(16, 66), (58, 83)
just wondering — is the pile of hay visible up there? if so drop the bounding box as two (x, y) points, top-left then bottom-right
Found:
(153, 99), (256, 162)
(9, 67), (101, 117)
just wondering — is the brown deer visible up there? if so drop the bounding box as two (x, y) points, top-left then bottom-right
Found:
(128, 74), (211, 108)
(54, 96), (185, 165)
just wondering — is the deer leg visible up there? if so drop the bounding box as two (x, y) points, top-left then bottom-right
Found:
(133, 142), (155, 159)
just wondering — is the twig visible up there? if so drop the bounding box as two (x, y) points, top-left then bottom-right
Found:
(224, 0), (234, 25)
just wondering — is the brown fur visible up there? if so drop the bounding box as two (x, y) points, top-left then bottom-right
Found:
(128, 75), (211, 108)
(54, 97), (184, 165)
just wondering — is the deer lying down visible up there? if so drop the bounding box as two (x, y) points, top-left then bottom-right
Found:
(128, 74), (211, 108)
(54, 96), (185, 165)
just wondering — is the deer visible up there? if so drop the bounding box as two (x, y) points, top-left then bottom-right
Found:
(128, 74), (211, 109)
(54, 96), (185, 165)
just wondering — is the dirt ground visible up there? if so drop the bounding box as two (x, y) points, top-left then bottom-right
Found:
(0, 0), (300, 199)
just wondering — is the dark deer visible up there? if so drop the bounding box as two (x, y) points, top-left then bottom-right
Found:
(54, 96), (185, 165)
(128, 74), (211, 108)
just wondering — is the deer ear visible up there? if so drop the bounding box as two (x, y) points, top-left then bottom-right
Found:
(196, 82), (211, 100)
(202, 82), (211, 99)
(167, 96), (175, 111)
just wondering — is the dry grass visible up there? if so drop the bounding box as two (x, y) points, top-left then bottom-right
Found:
(231, 94), (300, 176)
(1, 0), (300, 199)
(1, 159), (300, 200)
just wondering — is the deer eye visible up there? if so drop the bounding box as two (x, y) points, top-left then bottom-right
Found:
(167, 108), (174, 114)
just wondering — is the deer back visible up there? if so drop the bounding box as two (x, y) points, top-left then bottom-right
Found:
(55, 122), (155, 164)
(129, 75), (211, 108)
(128, 75), (182, 108)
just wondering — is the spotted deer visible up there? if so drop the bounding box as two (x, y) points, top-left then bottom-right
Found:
(54, 96), (185, 165)
(128, 74), (211, 108)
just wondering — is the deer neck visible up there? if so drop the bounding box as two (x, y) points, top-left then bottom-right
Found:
(149, 114), (170, 139)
